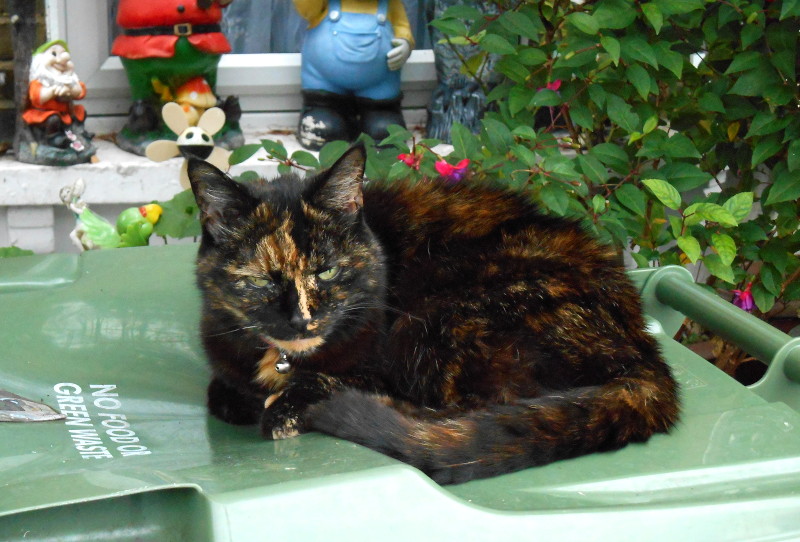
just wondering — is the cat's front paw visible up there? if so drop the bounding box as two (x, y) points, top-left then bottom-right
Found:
(260, 392), (306, 440)
(208, 377), (263, 425)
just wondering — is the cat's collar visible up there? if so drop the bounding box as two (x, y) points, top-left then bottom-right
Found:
(275, 351), (291, 374)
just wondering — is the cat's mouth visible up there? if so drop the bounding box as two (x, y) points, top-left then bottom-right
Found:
(265, 335), (325, 355)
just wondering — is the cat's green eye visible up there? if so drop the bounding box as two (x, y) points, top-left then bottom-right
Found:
(247, 276), (270, 287)
(317, 266), (341, 281)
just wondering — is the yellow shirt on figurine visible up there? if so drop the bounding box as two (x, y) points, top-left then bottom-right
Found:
(293, 0), (415, 47)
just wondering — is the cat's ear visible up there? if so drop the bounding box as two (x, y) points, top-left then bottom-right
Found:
(312, 144), (365, 215)
(188, 158), (256, 243)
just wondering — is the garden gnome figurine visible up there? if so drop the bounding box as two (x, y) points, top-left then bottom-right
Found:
(17, 40), (96, 165)
(112, 0), (243, 155)
(294, 0), (414, 150)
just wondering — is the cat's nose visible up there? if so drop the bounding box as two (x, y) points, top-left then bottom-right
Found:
(289, 312), (311, 332)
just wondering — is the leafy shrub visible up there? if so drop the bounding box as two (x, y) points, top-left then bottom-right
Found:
(176, 0), (800, 319)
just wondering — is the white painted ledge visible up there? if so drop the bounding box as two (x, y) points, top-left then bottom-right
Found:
(0, 109), (428, 253)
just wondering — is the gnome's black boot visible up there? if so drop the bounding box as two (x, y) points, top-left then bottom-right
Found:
(42, 115), (69, 148)
(125, 100), (159, 134)
(357, 94), (405, 144)
(297, 90), (356, 150)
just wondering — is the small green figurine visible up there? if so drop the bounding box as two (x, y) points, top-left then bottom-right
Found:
(59, 179), (163, 251)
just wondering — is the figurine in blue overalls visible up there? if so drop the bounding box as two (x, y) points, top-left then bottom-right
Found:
(293, 0), (414, 150)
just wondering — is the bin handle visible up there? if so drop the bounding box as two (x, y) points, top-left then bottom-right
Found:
(644, 266), (800, 407)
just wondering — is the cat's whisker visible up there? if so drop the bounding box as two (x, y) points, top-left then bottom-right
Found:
(203, 325), (260, 338)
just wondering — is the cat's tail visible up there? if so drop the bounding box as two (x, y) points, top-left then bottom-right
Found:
(306, 365), (679, 484)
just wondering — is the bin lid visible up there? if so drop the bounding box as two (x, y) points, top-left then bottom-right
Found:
(2, 245), (800, 541)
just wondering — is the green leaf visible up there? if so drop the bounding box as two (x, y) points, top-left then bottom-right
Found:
(704, 253), (736, 284)
(540, 183), (570, 215)
(568, 101), (594, 130)
(788, 139), (800, 172)
(291, 150), (320, 169)
(228, 144), (262, 165)
(761, 241), (791, 273)
(626, 63), (652, 100)
(668, 215), (683, 238)
(662, 133), (701, 159)
(652, 43), (683, 79)
(760, 264), (783, 297)
(677, 235), (702, 263)
(615, 184), (647, 217)
(751, 134), (783, 167)
(480, 33), (517, 55)
(620, 36), (658, 69)
(606, 95), (641, 133)
(728, 65), (781, 97)
(430, 18), (467, 37)
(236, 171), (261, 185)
(698, 93), (726, 114)
(631, 252), (650, 268)
(600, 36), (620, 65)
(724, 51), (763, 74)
(153, 189), (201, 239)
(498, 10), (543, 40)
(711, 233), (736, 266)
(512, 144), (538, 167)
(765, 167), (800, 205)
(653, 0), (704, 15)
(567, 12), (599, 35)
(752, 283), (776, 313)
(496, 57), (530, 83)
(781, 0), (800, 19)
(530, 89), (562, 107)
(509, 86), (535, 116)
(576, 154), (608, 185)
(697, 203), (739, 227)
(481, 118), (514, 154)
(260, 139), (288, 160)
(590, 143), (629, 172)
(318, 140), (350, 169)
(450, 122), (481, 159)
(592, 0), (637, 29)
(518, 48), (548, 66)
(722, 192), (754, 222)
(745, 112), (790, 138)
(640, 3), (663, 34)
(442, 5), (482, 20)
(592, 194), (606, 214)
(642, 178), (681, 209)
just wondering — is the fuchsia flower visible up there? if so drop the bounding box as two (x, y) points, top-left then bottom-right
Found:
(398, 152), (421, 170)
(435, 158), (470, 183)
(732, 283), (754, 312)
(544, 79), (562, 92)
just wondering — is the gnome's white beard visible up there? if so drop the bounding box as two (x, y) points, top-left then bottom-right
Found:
(30, 56), (81, 88)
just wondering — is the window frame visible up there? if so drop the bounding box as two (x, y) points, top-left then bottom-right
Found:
(45, 0), (436, 117)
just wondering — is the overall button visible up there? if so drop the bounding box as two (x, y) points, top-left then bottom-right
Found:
(329, 10), (340, 21)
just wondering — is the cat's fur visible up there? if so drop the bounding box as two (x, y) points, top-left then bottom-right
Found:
(188, 146), (679, 484)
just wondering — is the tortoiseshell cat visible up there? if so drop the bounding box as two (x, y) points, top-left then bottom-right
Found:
(188, 146), (679, 484)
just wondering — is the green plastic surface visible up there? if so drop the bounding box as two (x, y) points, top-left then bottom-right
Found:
(2, 245), (800, 541)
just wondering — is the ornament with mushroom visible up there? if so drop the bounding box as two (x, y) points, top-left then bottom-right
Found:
(146, 102), (232, 189)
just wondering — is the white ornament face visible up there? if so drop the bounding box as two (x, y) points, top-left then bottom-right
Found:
(176, 127), (213, 147)
(177, 127), (215, 160)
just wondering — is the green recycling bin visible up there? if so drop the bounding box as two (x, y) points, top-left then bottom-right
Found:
(2, 244), (800, 541)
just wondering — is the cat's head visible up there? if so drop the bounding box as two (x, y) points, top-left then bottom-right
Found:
(188, 145), (385, 358)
